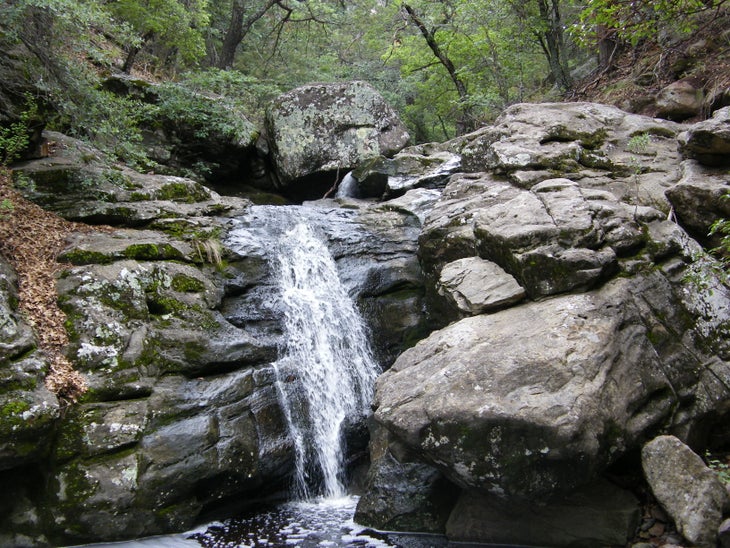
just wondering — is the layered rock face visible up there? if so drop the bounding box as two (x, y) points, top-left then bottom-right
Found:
(356, 102), (730, 546)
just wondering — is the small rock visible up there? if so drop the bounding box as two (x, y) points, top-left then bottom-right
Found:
(677, 105), (730, 166)
(437, 257), (525, 315)
(642, 435), (727, 548)
(719, 518), (730, 548)
(655, 79), (704, 121)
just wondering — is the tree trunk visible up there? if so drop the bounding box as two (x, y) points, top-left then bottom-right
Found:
(217, 0), (280, 69)
(402, 3), (472, 135)
(122, 31), (154, 74)
(536, 0), (571, 90)
(597, 25), (618, 69)
(218, 0), (247, 69)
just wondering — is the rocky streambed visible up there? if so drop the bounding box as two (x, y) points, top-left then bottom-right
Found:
(1, 82), (730, 547)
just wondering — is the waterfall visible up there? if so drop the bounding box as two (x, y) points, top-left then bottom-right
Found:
(335, 171), (358, 199)
(271, 221), (379, 500)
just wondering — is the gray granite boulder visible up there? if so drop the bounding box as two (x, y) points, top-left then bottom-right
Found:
(655, 79), (705, 121)
(665, 160), (730, 247)
(371, 269), (730, 499)
(265, 81), (409, 200)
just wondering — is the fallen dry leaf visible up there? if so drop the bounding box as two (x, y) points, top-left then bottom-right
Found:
(0, 167), (98, 403)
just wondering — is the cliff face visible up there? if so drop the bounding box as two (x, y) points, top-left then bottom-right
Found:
(0, 84), (728, 546)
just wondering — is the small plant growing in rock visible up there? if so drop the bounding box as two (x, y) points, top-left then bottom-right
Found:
(0, 198), (13, 219)
(705, 451), (730, 485)
(193, 237), (223, 267)
(708, 193), (730, 269)
(682, 193), (730, 293)
(627, 133), (651, 220)
(627, 132), (651, 154)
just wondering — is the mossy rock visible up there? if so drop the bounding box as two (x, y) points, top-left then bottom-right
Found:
(155, 181), (211, 203)
(53, 400), (148, 462)
(0, 380), (60, 469)
(123, 242), (185, 261)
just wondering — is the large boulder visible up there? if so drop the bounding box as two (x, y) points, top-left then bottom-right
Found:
(665, 160), (730, 247)
(448, 102), (683, 209)
(418, 173), (675, 306)
(358, 102), (730, 547)
(44, 369), (291, 544)
(351, 145), (461, 200)
(655, 78), (705, 122)
(12, 132), (246, 227)
(265, 81), (410, 200)
(370, 270), (730, 499)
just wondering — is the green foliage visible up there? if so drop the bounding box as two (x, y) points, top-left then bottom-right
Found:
(706, 451), (730, 485)
(0, 198), (14, 219)
(168, 68), (281, 125)
(627, 133), (651, 155)
(682, 193), (730, 293)
(0, 95), (38, 165)
(575, 0), (726, 46)
(110, 0), (210, 67)
(376, 0), (579, 140)
(153, 78), (254, 144)
(708, 193), (730, 272)
(49, 72), (157, 168)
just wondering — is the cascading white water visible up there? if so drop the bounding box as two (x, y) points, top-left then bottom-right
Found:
(272, 222), (379, 500)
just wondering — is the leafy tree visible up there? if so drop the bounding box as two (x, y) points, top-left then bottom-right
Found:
(110, 0), (211, 72)
(206, 0), (345, 70)
(382, 0), (557, 140)
(575, 0), (728, 68)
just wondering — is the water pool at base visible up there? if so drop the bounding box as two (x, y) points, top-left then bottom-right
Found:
(74, 496), (456, 548)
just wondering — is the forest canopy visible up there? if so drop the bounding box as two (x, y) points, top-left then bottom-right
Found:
(0, 0), (728, 151)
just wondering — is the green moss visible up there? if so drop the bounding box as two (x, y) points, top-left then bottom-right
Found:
(1, 400), (31, 417)
(129, 191), (151, 201)
(62, 249), (114, 266)
(580, 128), (608, 149)
(102, 169), (133, 188)
(123, 243), (183, 261)
(157, 181), (210, 203)
(171, 273), (205, 293)
(182, 341), (205, 363)
(123, 243), (160, 260)
(146, 294), (187, 316)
